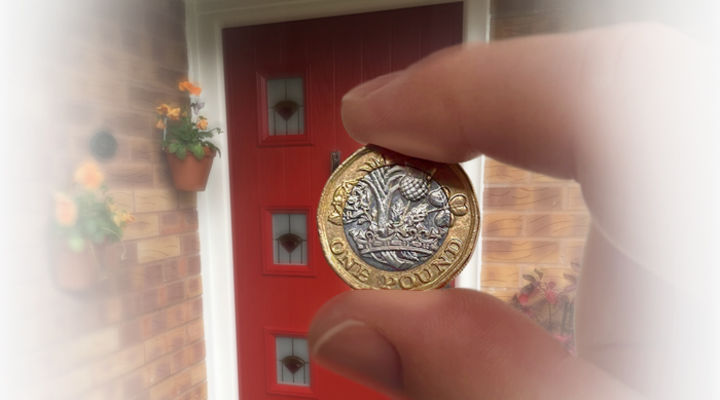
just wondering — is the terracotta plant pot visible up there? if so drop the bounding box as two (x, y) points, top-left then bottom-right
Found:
(52, 242), (103, 294)
(166, 147), (216, 191)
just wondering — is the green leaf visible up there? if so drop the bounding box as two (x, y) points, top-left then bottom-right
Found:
(522, 274), (537, 283)
(175, 145), (187, 160)
(168, 142), (179, 154)
(68, 235), (85, 252)
(190, 143), (205, 160)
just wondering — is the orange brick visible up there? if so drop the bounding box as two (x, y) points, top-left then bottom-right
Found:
(123, 213), (160, 240)
(137, 236), (181, 263)
(101, 296), (124, 324)
(525, 213), (590, 238)
(177, 191), (197, 209)
(145, 326), (187, 361)
(102, 241), (138, 267)
(171, 341), (205, 374)
(154, 161), (170, 187)
(188, 298), (203, 320)
(529, 172), (572, 183)
(188, 362), (207, 386)
(160, 211), (184, 235)
(119, 369), (151, 398)
(105, 163), (155, 187)
(147, 360), (205, 400)
(91, 344), (145, 385)
(483, 239), (559, 263)
(181, 233), (200, 255)
(131, 138), (160, 162)
(117, 263), (164, 292)
(185, 275), (203, 298)
(107, 190), (134, 212)
(121, 313), (167, 346)
(185, 319), (204, 343)
(480, 264), (520, 289)
(165, 302), (190, 329)
(561, 240), (586, 268)
(188, 341), (206, 367)
(139, 286), (167, 313)
(480, 287), (518, 303)
(177, 382), (207, 400)
(166, 280), (186, 305)
(73, 78), (128, 107)
(148, 365), (193, 400)
(566, 185), (587, 210)
(187, 255), (201, 276)
(144, 354), (173, 385)
(62, 327), (121, 365)
(484, 187), (563, 211)
(135, 189), (178, 212)
(484, 159), (530, 184)
(482, 213), (524, 237)
(157, 209), (198, 235)
(163, 259), (188, 282)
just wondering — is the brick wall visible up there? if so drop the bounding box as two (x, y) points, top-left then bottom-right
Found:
(9, 1), (208, 399)
(481, 0), (592, 301)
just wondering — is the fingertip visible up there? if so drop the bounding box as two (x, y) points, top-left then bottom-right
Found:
(310, 318), (404, 395)
(309, 292), (405, 395)
(340, 92), (371, 145)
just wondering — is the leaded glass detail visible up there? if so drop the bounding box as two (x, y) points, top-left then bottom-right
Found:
(267, 77), (305, 135)
(275, 336), (310, 386)
(272, 213), (307, 265)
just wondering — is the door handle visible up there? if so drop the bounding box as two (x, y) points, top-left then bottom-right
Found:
(330, 150), (341, 173)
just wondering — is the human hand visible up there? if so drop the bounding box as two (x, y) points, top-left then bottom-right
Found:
(309, 24), (714, 399)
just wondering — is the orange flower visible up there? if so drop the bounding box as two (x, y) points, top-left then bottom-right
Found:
(156, 103), (171, 115)
(73, 161), (104, 190)
(167, 107), (181, 120)
(112, 208), (135, 226)
(54, 193), (78, 227)
(196, 117), (208, 130)
(178, 80), (202, 96)
(155, 119), (166, 130)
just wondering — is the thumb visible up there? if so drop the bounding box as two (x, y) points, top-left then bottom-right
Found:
(308, 289), (640, 400)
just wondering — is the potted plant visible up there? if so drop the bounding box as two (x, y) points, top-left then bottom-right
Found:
(52, 161), (134, 293)
(509, 266), (578, 353)
(156, 80), (222, 191)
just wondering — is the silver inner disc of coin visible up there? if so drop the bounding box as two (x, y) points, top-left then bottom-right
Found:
(342, 165), (450, 271)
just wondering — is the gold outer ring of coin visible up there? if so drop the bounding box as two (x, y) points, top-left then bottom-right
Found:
(317, 145), (480, 290)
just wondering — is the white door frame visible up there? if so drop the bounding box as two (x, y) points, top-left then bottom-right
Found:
(185, 1), (489, 398)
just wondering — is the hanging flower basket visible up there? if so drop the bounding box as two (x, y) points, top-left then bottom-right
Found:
(51, 161), (134, 294)
(166, 147), (216, 191)
(156, 80), (222, 192)
(51, 241), (104, 294)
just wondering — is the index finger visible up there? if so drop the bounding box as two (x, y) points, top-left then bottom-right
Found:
(340, 24), (695, 179)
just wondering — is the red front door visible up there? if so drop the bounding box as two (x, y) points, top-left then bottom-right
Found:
(223, 4), (462, 399)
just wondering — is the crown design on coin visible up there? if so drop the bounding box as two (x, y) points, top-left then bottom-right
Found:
(340, 164), (467, 272)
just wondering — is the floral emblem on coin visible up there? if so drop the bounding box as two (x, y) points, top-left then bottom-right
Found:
(342, 165), (452, 271)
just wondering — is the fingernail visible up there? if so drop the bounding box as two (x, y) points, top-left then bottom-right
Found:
(311, 320), (403, 393)
(343, 71), (404, 101)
